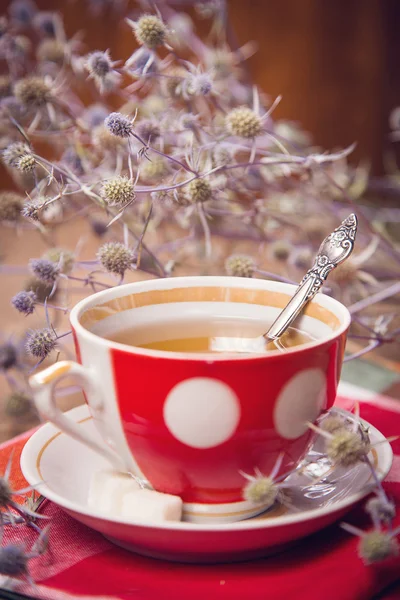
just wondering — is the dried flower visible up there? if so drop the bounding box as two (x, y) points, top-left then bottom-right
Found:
(141, 157), (167, 181)
(90, 218), (108, 237)
(37, 39), (65, 64)
(185, 71), (213, 97)
(86, 50), (112, 79)
(43, 247), (75, 274)
(33, 11), (58, 37)
(21, 198), (44, 221)
(365, 496), (396, 525)
(101, 176), (135, 207)
(14, 76), (51, 108)
(104, 112), (133, 138)
(12, 290), (37, 315)
(98, 242), (135, 276)
(135, 118), (160, 141)
(132, 15), (167, 49)
(9, 0), (37, 27)
(2, 142), (31, 168)
(5, 391), (35, 418)
(26, 327), (56, 358)
(186, 178), (212, 203)
(0, 343), (18, 371)
(320, 414), (348, 434)
(326, 429), (368, 467)
(0, 544), (28, 577)
(270, 240), (291, 261)
(29, 258), (60, 284)
(359, 531), (399, 564)
(17, 153), (36, 172)
(225, 254), (255, 278)
(243, 475), (278, 506)
(225, 106), (263, 138)
(0, 191), (24, 222)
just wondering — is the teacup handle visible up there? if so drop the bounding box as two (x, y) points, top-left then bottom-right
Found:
(29, 360), (125, 470)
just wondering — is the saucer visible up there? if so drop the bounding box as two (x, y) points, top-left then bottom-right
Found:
(20, 404), (393, 563)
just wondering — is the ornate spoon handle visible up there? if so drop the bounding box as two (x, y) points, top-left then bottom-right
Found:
(264, 214), (358, 343)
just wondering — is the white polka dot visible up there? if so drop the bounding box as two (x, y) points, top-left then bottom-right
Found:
(163, 377), (241, 449)
(273, 369), (327, 439)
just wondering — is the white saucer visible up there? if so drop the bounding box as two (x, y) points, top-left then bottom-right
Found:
(20, 404), (393, 563)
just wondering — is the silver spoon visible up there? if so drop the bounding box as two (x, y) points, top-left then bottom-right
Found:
(212, 213), (357, 353)
(263, 213), (358, 344)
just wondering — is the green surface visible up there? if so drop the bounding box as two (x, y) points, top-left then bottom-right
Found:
(341, 359), (399, 394)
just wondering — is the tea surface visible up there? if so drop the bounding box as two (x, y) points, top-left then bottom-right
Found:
(105, 317), (315, 354)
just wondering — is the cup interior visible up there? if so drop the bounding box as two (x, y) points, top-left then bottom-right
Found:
(73, 277), (350, 359)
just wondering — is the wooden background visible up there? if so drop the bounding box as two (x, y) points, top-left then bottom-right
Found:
(4, 0), (398, 173)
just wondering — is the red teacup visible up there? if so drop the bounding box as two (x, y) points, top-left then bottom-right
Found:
(30, 276), (350, 523)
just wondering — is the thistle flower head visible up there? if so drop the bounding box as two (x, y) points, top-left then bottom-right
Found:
(2, 142), (31, 168)
(212, 144), (232, 166)
(21, 198), (45, 221)
(9, 0), (37, 27)
(97, 242), (134, 276)
(26, 327), (56, 358)
(185, 71), (213, 97)
(17, 153), (36, 172)
(90, 218), (108, 237)
(101, 176), (135, 207)
(270, 240), (291, 261)
(326, 429), (368, 467)
(243, 475), (278, 506)
(225, 254), (255, 278)
(186, 178), (212, 203)
(86, 50), (112, 79)
(83, 103), (109, 128)
(133, 14), (167, 49)
(104, 111), (133, 138)
(29, 258), (60, 283)
(0, 343), (18, 371)
(320, 415), (348, 434)
(43, 247), (75, 274)
(33, 11), (58, 37)
(225, 106), (263, 138)
(365, 496), (396, 525)
(11, 290), (37, 315)
(135, 118), (160, 141)
(5, 391), (35, 418)
(37, 39), (65, 64)
(10, 35), (32, 58)
(0, 191), (24, 222)
(0, 544), (28, 577)
(140, 157), (167, 181)
(359, 531), (399, 564)
(14, 76), (51, 108)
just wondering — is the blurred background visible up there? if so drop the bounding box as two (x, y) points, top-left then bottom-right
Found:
(2, 0), (399, 171)
(1, 0), (399, 441)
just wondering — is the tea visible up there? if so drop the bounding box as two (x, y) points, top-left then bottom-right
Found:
(105, 316), (315, 354)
